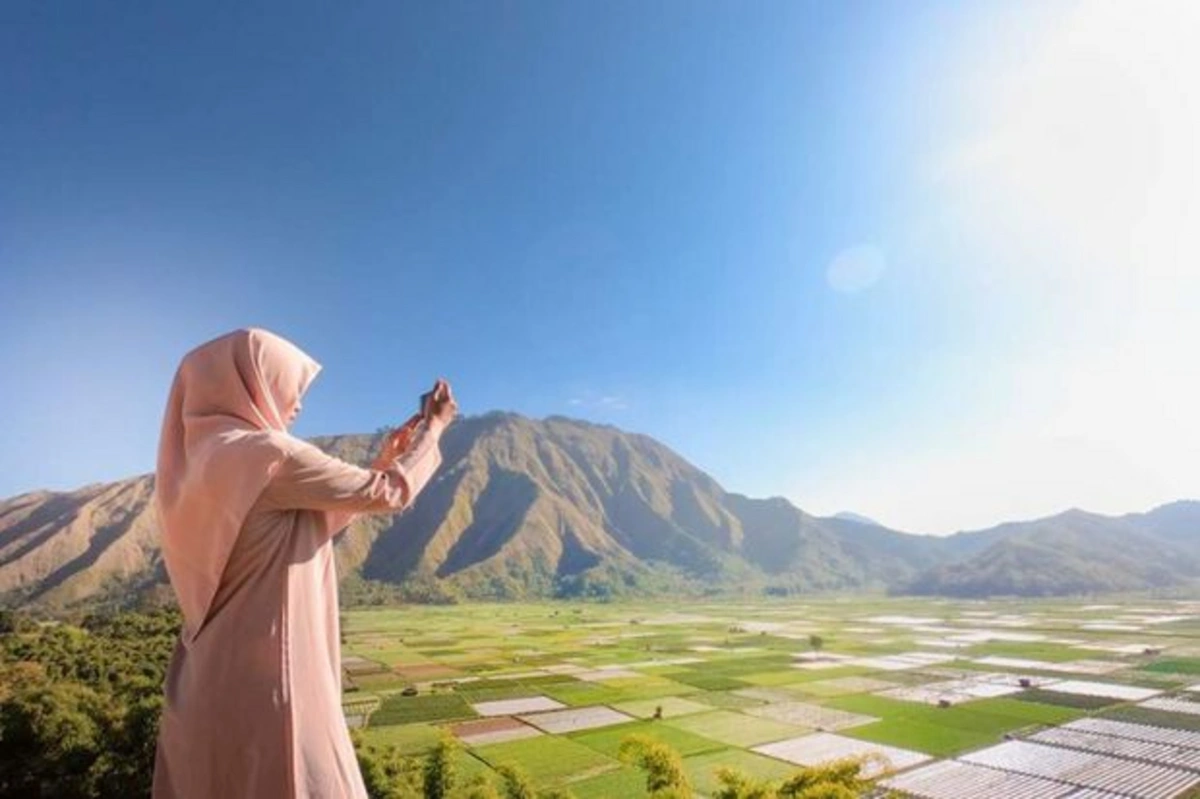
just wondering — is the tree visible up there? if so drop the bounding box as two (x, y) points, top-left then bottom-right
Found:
(457, 774), (501, 799)
(496, 765), (537, 799)
(777, 757), (872, 798)
(494, 764), (576, 799)
(618, 735), (691, 797)
(350, 731), (422, 799)
(808, 634), (824, 653)
(0, 610), (33, 635)
(712, 767), (775, 799)
(0, 679), (114, 798)
(709, 756), (874, 799)
(422, 737), (458, 799)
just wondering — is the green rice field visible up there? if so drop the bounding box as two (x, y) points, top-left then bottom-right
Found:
(340, 597), (1200, 796)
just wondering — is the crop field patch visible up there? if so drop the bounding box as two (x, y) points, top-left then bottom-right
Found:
(1014, 688), (1125, 710)
(974, 656), (1126, 676)
(343, 656), (389, 675)
(450, 717), (542, 746)
(568, 720), (725, 759)
(471, 696), (565, 717)
(610, 696), (713, 719)
(846, 716), (999, 756)
(681, 748), (799, 795)
(575, 667), (641, 681)
(745, 701), (877, 730)
(518, 706), (635, 734)
(877, 675), (1027, 706)
(371, 693), (478, 726)
(1140, 696), (1200, 716)
(687, 690), (767, 709)
(358, 722), (444, 754)
(737, 669), (814, 687)
(664, 709), (806, 748)
(753, 732), (931, 777)
(795, 676), (899, 697)
(455, 685), (547, 704)
(392, 663), (463, 681)
(664, 670), (751, 691)
(1068, 716), (1200, 748)
(1044, 680), (1161, 702)
(962, 739), (1198, 798)
(732, 686), (797, 703)
(566, 767), (650, 799)
(1101, 705), (1200, 732)
(472, 735), (620, 787)
(350, 672), (413, 691)
(1029, 726), (1200, 770)
(882, 759), (1078, 799)
(1137, 652), (1200, 671)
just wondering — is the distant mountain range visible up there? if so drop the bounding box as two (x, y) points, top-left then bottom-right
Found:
(832, 511), (883, 527)
(1, 412), (1198, 610)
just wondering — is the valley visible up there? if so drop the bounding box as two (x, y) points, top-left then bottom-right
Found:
(340, 595), (1200, 797)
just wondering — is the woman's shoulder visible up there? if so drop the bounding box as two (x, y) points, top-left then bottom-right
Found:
(225, 428), (318, 461)
(257, 431), (357, 472)
(260, 430), (322, 458)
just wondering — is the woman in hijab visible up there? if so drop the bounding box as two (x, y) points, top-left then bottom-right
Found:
(151, 327), (456, 799)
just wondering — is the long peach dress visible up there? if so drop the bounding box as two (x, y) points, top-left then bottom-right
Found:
(151, 329), (444, 799)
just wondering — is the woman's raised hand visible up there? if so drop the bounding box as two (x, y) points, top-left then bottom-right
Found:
(375, 416), (420, 466)
(376, 379), (457, 468)
(423, 378), (458, 429)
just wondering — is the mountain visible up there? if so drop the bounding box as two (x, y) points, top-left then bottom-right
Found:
(832, 511), (883, 527)
(1, 413), (1198, 610)
(904, 503), (1200, 597)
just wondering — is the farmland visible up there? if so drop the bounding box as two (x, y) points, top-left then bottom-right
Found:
(341, 597), (1200, 797)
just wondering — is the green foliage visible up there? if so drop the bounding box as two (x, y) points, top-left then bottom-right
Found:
(808, 635), (824, 652)
(423, 738), (457, 799)
(776, 758), (872, 798)
(0, 608), (180, 799)
(495, 764), (537, 799)
(0, 610), (34, 635)
(491, 762), (577, 799)
(352, 730), (424, 799)
(554, 562), (712, 602)
(458, 775), (502, 799)
(708, 757), (871, 799)
(352, 732), (573, 799)
(711, 768), (775, 799)
(618, 734), (691, 797)
(0, 679), (114, 798)
(342, 573), (462, 607)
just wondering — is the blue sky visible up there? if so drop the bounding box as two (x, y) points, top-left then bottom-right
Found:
(2, 1), (1197, 533)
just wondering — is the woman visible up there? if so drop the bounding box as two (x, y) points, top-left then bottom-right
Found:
(151, 327), (456, 798)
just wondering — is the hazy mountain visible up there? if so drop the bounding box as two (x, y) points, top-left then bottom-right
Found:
(832, 511), (883, 527)
(904, 504), (1200, 597)
(1, 413), (1198, 610)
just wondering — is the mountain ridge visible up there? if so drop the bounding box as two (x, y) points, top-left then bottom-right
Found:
(1, 413), (1197, 609)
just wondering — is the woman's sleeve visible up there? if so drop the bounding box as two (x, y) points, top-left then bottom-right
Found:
(264, 422), (444, 516)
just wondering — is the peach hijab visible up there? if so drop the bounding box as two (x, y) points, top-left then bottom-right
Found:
(155, 328), (321, 645)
